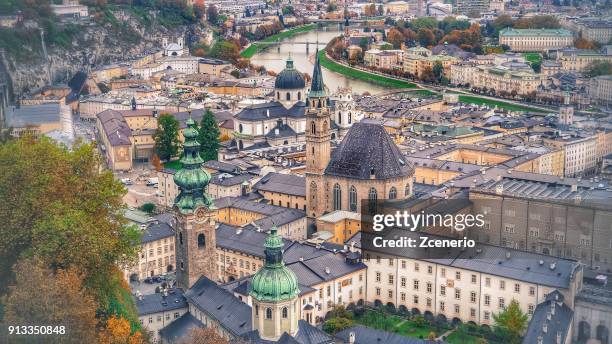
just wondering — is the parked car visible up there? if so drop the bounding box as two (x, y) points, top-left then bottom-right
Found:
(120, 178), (133, 185)
(146, 177), (159, 187)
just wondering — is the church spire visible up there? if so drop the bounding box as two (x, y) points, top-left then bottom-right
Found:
(173, 118), (213, 213)
(309, 48), (326, 99)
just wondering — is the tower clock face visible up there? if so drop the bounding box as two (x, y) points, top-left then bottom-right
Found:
(195, 207), (207, 219)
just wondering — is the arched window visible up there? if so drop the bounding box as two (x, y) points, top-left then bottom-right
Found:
(239, 123), (243, 133)
(255, 305), (259, 316)
(348, 112), (352, 124)
(369, 187), (377, 201)
(324, 120), (328, 130)
(389, 187), (397, 200)
(265, 308), (272, 319)
(297, 92), (301, 100)
(349, 186), (357, 212)
(317, 99), (321, 108)
(282, 307), (288, 318)
(368, 187), (378, 213)
(333, 183), (342, 210)
(198, 233), (205, 248)
(286, 92), (291, 101)
(179, 232), (183, 245)
(277, 91), (280, 99)
(311, 122), (316, 134)
(338, 112), (342, 124)
(404, 184), (411, 197)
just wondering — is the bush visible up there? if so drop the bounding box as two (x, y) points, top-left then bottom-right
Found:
(322, 317), (353, 334)
(139, 203), (156, 214)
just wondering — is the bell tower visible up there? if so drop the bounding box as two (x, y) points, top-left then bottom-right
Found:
(173, 118), (217, 289)
(305, 49), (331, 219)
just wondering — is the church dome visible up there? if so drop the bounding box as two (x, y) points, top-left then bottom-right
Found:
(250, 227), (299, 302)
(275, 58), (305, 90)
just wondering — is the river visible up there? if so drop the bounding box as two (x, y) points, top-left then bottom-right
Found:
(250, 26), (387, 95)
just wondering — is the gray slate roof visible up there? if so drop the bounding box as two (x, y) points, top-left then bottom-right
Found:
(522, 291), (573, 344)
(141, 222), (174, 244)
(97, 109), (132, 146)
(238, 320), (332, 344)
(253, 173), (306, 197)
(159, 313), (204, 343)
(135, 289), (187, 316)
(325, 120), (415, 180)
(6, 104), (62, 127)
(336, 326), (439, 344)
(362, 229), (580, 289)
(235, 101), (306, 121)
(184, 276), (253, 337)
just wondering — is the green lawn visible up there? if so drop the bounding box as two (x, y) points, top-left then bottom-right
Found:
(458, 95), (548, 113)
(163, 160), (182, 171)
(240, 24), (317, 58)
(446, 331), (486, 344)
(318, 50), (421, 90)
(522, 52), (542, 64)
(353, 311), (439, 340)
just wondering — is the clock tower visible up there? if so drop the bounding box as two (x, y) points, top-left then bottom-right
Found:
(173, 118), (217, 289)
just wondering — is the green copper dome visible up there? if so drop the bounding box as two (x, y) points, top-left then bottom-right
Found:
(250, 227), (299, 302)
(173, 118), (214, 213)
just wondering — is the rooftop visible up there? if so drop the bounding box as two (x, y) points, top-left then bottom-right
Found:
(135, 289), (187, 316)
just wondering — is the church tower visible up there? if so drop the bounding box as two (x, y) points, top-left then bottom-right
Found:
(305, 49), (331, 219)
(250, 227), (300, 341)
(173, 118), (217, 289)
(559, 90), (573, 128)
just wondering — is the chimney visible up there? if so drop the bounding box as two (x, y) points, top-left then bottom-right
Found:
(571, 183), (578, 192)
(556, 331), (562, 344)
(551, 302), (556, 315)
(349, 331), (355, 344)
(543, 321), (548, 334)
(546, 311), (551, 321)
(495, 184), (504, 195)
(538, 336), (543, 344)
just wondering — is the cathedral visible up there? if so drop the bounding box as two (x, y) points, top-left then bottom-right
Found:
(304, 51), (416, 221)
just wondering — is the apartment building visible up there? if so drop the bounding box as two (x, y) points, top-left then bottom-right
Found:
(450, 62), (545, 95)
(364, 49), (403, 70)
(124, 221), (176, 282)
(499, 28), (574, 52)
(542, 133), (598, 177)
(588, 75), (612, 107)
(361, 230), (583, 326)
(136, 290), (188, 343)
(570, 19), (612, 44)
(554, 48), (612, 73)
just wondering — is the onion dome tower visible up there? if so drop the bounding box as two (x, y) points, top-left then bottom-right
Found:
(173, 118), (217, 289)
(250, 227), (300, 341)
(274, 57), (306, 107)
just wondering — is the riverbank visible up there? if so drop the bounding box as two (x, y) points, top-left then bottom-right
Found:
(240, 24), (317, 58)
(317, 50), (420, 89)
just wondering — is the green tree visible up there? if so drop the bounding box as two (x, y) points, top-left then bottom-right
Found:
(0, 136), (141, 334)
(208, 40), (240, 62)
(139, 203), (156, 214)
(197, 109), (221, 162)
(493, 299), (528, 344)
(322, 317), (353, 334)
(154, 114), (181, 161)
(432, 61), (444, 81)
(584, 61), (612, 77)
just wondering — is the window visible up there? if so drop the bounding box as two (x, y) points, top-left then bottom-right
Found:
(388, 290), (393, 298)
(179, 232), (183, 245)
(282, 307), (288, 318)
(455, 271), (461, 280)
(471, 274), (477, 283)
(470, 308), (476, 317)
(470, 292), (476, 303)
(376, 272), (381, 282)
(401, 292), (406, 301)
(414, 263), (419, 272)
(514, 284), (520, 293)
(349, 186), (357, 211)
(484, 295), (490, 306)
(404, 184), (411, 197)
(389, 187), (397, 200)
(311, 122), (316, 134)
(413, 295), (419, 304)
(440, 301), (445, 311)
(401, 260), (406, 269)
(174, 312), (179, 319)
(333, 184), (342, 211)
(440, 286), (446, 296)
(426, 283), (432, 293)
(485, 277), (491, 287)
(500, 281), (505, 290)
(454, 304), (460, 314)
(198, 233), (205, 248)
(428, 266), (433, 274)
(368, 187), (377, 205)
(426, 298), (432, 307)
(498, 298), (505, 309)
(327, 285), (331, 296)
(388, 275), (394, 285)
(455, 289), (461, 300)
(376, 287), (381, 296)
(148, 317), (153, 324)
(286, 92), (291, 101)
(266, 308), (272, 319)
(529, 287), (535, 296)
(528, 304), (534, 315)
(441, 268), (446, 277)
(484, 311), (490, 320)
(401, 277), (406, 287)
(414, 280), (419, 290)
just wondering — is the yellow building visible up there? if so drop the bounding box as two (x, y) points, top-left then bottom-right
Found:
(315, 210), (362, 244)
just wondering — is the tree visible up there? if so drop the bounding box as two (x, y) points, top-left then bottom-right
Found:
(584, 61), (612, 77)
(493, 300), (528, 344)
(0, 136), (140, 303)
(574, 37), (598, 50)
(3, 257), (99, 343)
(432, 61), (444, 81)
(387, 28), (405, 49)
(177, 327), (229, 344)
(417, 28), (435, 47)
(151, 153), (162, 171)
(139, 203), (156, 214)
(206, 4), (219, 24)
(208, 40), (240, 62)
(99, 316), (144, 344)
(197, 109), (221, 162)
(322, 317), (353, 334)
(154, 114), (181, 161)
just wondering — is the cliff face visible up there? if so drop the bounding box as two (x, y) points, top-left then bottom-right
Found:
(2, 11), (195, 93)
